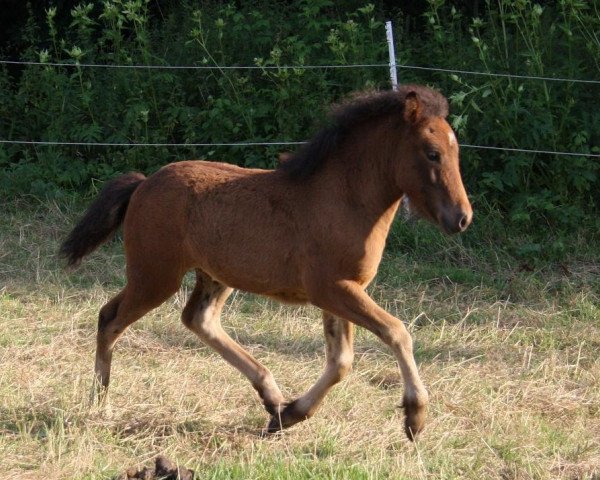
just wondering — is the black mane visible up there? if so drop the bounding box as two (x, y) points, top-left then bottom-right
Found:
(278, 84), (449, 180)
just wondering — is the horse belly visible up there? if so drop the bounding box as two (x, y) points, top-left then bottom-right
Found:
(184, 198), (303, 296)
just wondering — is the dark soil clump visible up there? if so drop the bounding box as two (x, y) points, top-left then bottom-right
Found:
(116, 455), (194, 480)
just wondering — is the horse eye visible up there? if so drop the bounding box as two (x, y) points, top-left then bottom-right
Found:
(427, 151), (441, 163)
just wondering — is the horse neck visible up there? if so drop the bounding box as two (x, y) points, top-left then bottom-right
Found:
(314, 121), (405, 227)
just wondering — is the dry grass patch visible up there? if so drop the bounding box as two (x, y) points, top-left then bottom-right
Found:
(0, 200), (599, 479)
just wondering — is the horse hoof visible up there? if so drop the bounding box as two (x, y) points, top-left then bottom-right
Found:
(263, 399), (304, 434)
(403, 399), (427, 441)
(264, 416), (284, 435)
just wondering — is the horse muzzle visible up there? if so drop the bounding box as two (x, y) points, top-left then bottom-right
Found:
(439, 208), (472, 234)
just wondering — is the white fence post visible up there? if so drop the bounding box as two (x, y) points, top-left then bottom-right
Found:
(385, 21), (398, 91)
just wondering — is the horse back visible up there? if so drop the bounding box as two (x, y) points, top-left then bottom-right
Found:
(123, 160), (306, 298)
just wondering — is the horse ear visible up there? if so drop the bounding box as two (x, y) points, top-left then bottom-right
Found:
(404, 91), (421, 124)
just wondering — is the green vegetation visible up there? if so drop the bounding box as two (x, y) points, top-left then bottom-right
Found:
(0, 0), (388, 195)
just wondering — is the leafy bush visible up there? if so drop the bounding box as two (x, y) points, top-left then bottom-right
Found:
(404, 0), (600, 258)
(0, 0), (387, 194)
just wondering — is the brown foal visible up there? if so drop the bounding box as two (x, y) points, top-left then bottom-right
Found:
(61, 84), (472, 440)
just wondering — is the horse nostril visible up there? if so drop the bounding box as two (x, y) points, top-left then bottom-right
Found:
(441, 211), (471, 234)
(458, 214), (470, 232)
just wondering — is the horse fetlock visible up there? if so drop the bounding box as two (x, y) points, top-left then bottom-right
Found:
(407, 387), (429, 406)
(264, 399), (309, 434)
(254, 374), (285, 409)
(262, 399), (287, 417)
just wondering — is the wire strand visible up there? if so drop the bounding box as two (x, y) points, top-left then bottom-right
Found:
(397, 64), (600, 84)
(460, 144), (600, 157)
(0, 139), (305, 147)
(1, 59), (599, 84)
(0, 59), (387, 70)
(1, 139), (599, 158)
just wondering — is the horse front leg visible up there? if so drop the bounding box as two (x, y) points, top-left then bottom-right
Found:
(266, 311), (354, 432)
(309, 280), (428, 441)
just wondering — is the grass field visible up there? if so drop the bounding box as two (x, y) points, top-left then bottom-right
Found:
(0, 200), (599, 479)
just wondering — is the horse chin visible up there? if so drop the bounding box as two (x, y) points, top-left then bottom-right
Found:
(436, 220), (454, 235)
(431, 215), (451, 234)
(404, 196), (440, 229)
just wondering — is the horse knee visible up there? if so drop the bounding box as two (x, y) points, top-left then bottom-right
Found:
(196, 318), (221, 342)
(381, 323), (413, 354)
(182, 304), (219, 341)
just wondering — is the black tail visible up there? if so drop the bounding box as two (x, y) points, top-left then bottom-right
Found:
(60, 172), (146, 267)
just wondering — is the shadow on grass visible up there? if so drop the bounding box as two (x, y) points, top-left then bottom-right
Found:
(0, 402), (266, 445)
(0, 405), (64, 440)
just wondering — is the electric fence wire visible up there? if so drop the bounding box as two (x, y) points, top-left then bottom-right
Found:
(1, 58), (599, 84)
(1, 58), (599, 157)
(1, 139), (599, 158)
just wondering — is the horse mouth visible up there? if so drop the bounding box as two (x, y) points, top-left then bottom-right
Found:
(403, 196), (471, 235)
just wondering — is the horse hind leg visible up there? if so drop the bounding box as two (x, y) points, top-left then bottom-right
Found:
(266, 311), (354, 432)
(181, 270), (287, 417)
(93, 266), (184, 403)
(92, 290), (125, 400)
